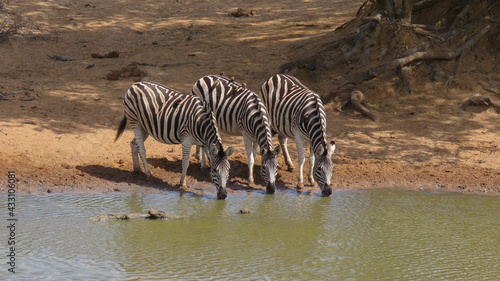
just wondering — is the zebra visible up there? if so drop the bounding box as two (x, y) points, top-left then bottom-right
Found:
(260, 74), (335, 197)
(191, 74), (280, 194)
(114, 81), (234, 200)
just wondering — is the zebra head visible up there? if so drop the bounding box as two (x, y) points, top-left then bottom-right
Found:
(208, 144), (234, 199)
(260, 146), (280, 194)
(313, 140), (336, 197)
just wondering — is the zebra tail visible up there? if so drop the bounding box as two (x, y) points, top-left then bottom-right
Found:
(114, 115), (127, 143)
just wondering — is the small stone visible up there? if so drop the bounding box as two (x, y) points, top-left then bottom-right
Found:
(238, 208), (253, 214)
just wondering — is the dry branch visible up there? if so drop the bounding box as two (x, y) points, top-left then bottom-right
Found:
(48, 55), (77, 61)
(0, 1), (25, 42)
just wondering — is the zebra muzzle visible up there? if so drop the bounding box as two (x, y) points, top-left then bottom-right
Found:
(217, 188), (228, 200)
(321, 184), (332, 197)
(266, 182), (276, 194)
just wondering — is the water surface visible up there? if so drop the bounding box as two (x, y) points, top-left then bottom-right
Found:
(2, 189), (499, 280)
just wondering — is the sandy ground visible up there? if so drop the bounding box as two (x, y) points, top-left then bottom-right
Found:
(0, 0), (498, 196)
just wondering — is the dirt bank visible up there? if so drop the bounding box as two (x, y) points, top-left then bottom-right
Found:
(0, 0), (498, 196)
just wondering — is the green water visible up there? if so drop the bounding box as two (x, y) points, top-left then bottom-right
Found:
(2, 189), (499, 280)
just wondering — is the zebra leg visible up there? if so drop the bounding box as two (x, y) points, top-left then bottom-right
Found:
(132, 125), (151, 178)
(243, 136), (255, 184)
(252, 141), (258, 157)
(294, 134), (306, 189)
(180, 139), (193, 187)
(193, 145), (200, 161)
(278, 135), (295, 172)
(309, 145), (317, 186)
(130, 140), (141, 173)
(199, 145), (208, 171)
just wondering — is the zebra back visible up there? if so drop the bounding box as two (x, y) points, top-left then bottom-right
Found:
(260, 74), (328, 156)
(191, 74), (274, 151)
(124, 81), (224, 149)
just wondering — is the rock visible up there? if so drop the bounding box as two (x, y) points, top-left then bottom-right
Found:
(229, 8), (256, 17)
(148, 209), (183, 219)
(105, 63), (146, 81)
(91, 51), (120, 59)
(238, 208), (253, 214)
(460, 93), (500, 113)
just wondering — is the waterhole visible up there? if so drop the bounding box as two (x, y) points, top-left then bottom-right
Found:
(3, 188), (499, 280)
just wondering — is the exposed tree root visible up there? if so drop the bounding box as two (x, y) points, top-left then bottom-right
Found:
(324, 24), (491, 95)
(281, 0), (499, 101)
(341, 90), (377, 121)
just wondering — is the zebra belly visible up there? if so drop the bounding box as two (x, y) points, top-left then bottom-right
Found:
(132, 119), (188, 146)
(217, 120), (242, 137)
(271, 122), (310, 142)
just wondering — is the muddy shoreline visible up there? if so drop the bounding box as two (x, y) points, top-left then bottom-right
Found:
(1, 0), (499, 197)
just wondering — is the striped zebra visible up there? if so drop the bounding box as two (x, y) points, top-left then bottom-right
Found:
(191, 74), (280, 194)
(115, 81), (234, 199)
(260, 74), (335, 197)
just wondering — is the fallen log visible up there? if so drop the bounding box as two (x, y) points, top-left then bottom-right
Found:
(88, 209), (184, 222)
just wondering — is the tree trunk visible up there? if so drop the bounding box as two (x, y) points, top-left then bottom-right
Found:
(386, 0), (412, 24)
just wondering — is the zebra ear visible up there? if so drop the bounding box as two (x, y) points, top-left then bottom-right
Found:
(273, 146), (280, 155)
(327, 140), (336, 158)
(227, 86), (236, 96)
(209, 144), (219, 156)
(316, 145), (325, 157)
(225, 146), (234, 157)
(212, 79), (221, 89)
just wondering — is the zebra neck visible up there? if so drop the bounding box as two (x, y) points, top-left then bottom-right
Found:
(199, 124), (222, 148)
(305, 115), (328, 156)
(257, 123), (274, 151)
(190, 109), (222, 148)
(243, 99), (274, 151)
(311, 137), (327, 156)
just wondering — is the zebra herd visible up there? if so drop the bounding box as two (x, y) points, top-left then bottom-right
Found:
(115, 74), (335, 199)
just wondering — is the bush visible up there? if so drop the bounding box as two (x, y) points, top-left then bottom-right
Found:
(0, 1), (25, 42)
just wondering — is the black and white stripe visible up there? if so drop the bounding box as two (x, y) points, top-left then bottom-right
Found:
(260, 74), (335, 197)
(115, 81), (234, 199)
(191, 74), (280, 194)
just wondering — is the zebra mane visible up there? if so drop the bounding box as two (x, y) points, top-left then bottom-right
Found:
(223, 76), (273, 150)
(257, 99), (274, 150)
(201, 99), (224, 148)
(313, 92), (328, 151)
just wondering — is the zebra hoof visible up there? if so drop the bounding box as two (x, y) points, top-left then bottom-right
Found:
(296, 183), (304, 190)
(309, 179), (318, 187)
(287, 166), (295, 172)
